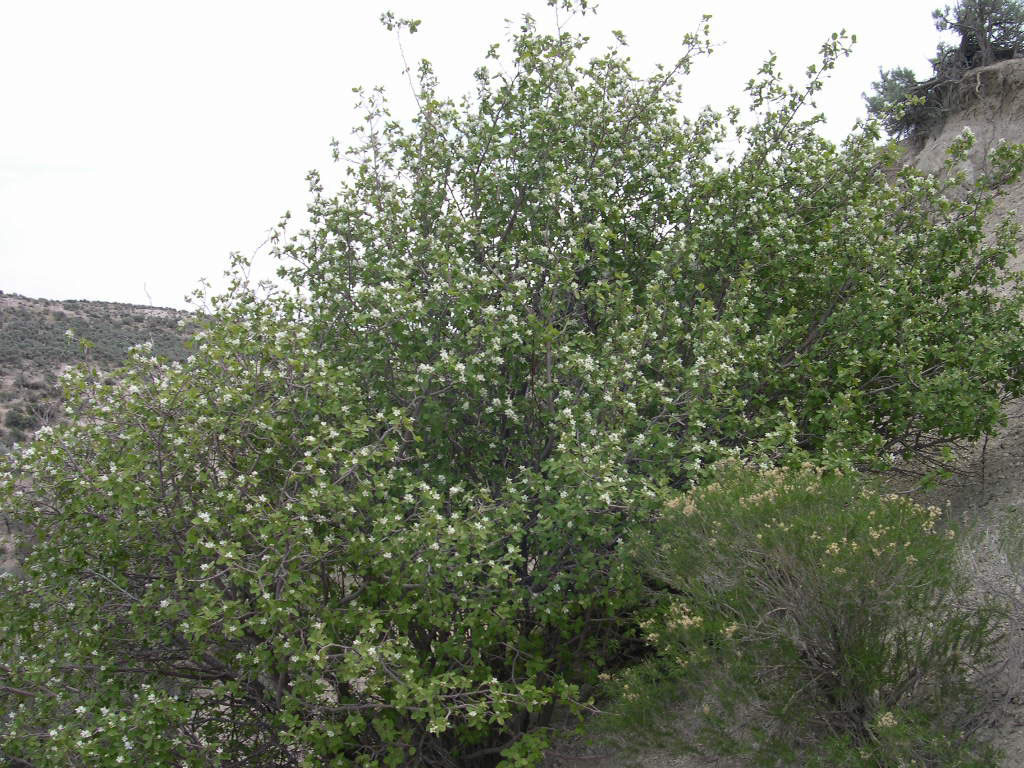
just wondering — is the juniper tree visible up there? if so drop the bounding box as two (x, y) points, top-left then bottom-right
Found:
(866, 0), (1024, 139)
(934, 0), (1024, 68)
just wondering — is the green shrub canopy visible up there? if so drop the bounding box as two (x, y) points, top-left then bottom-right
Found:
(2, 4), (1023, 767)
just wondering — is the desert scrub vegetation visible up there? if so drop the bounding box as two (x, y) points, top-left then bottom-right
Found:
(595, 461), (1006, 767)
(0, 296), (192, 371)
(0, 2), (1022, 766)
(0, 294), (194, 448)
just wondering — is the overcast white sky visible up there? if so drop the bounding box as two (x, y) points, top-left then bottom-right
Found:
(2, 0), (952, 309)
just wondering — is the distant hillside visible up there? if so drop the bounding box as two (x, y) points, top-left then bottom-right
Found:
(0, 292), (195, 447)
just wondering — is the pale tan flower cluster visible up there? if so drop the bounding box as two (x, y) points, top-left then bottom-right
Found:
(664, 599), (703, 631)
(665, 494), (697, 516)
(875, 710), (898, 729)
(738, 487), (781, 507)
(641, 598), (704, 650)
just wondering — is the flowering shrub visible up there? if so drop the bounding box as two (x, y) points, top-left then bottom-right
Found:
(609, 461), (1005, 766)
(2, 2), (1023, 766)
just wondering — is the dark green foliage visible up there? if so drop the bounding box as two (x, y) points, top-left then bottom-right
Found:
(934, 0), (1024, 68)
(5, 407), (41, 433)
(864, 67), (932, 140)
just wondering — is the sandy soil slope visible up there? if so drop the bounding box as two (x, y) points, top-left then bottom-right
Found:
(924, 399), (1024, 764)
